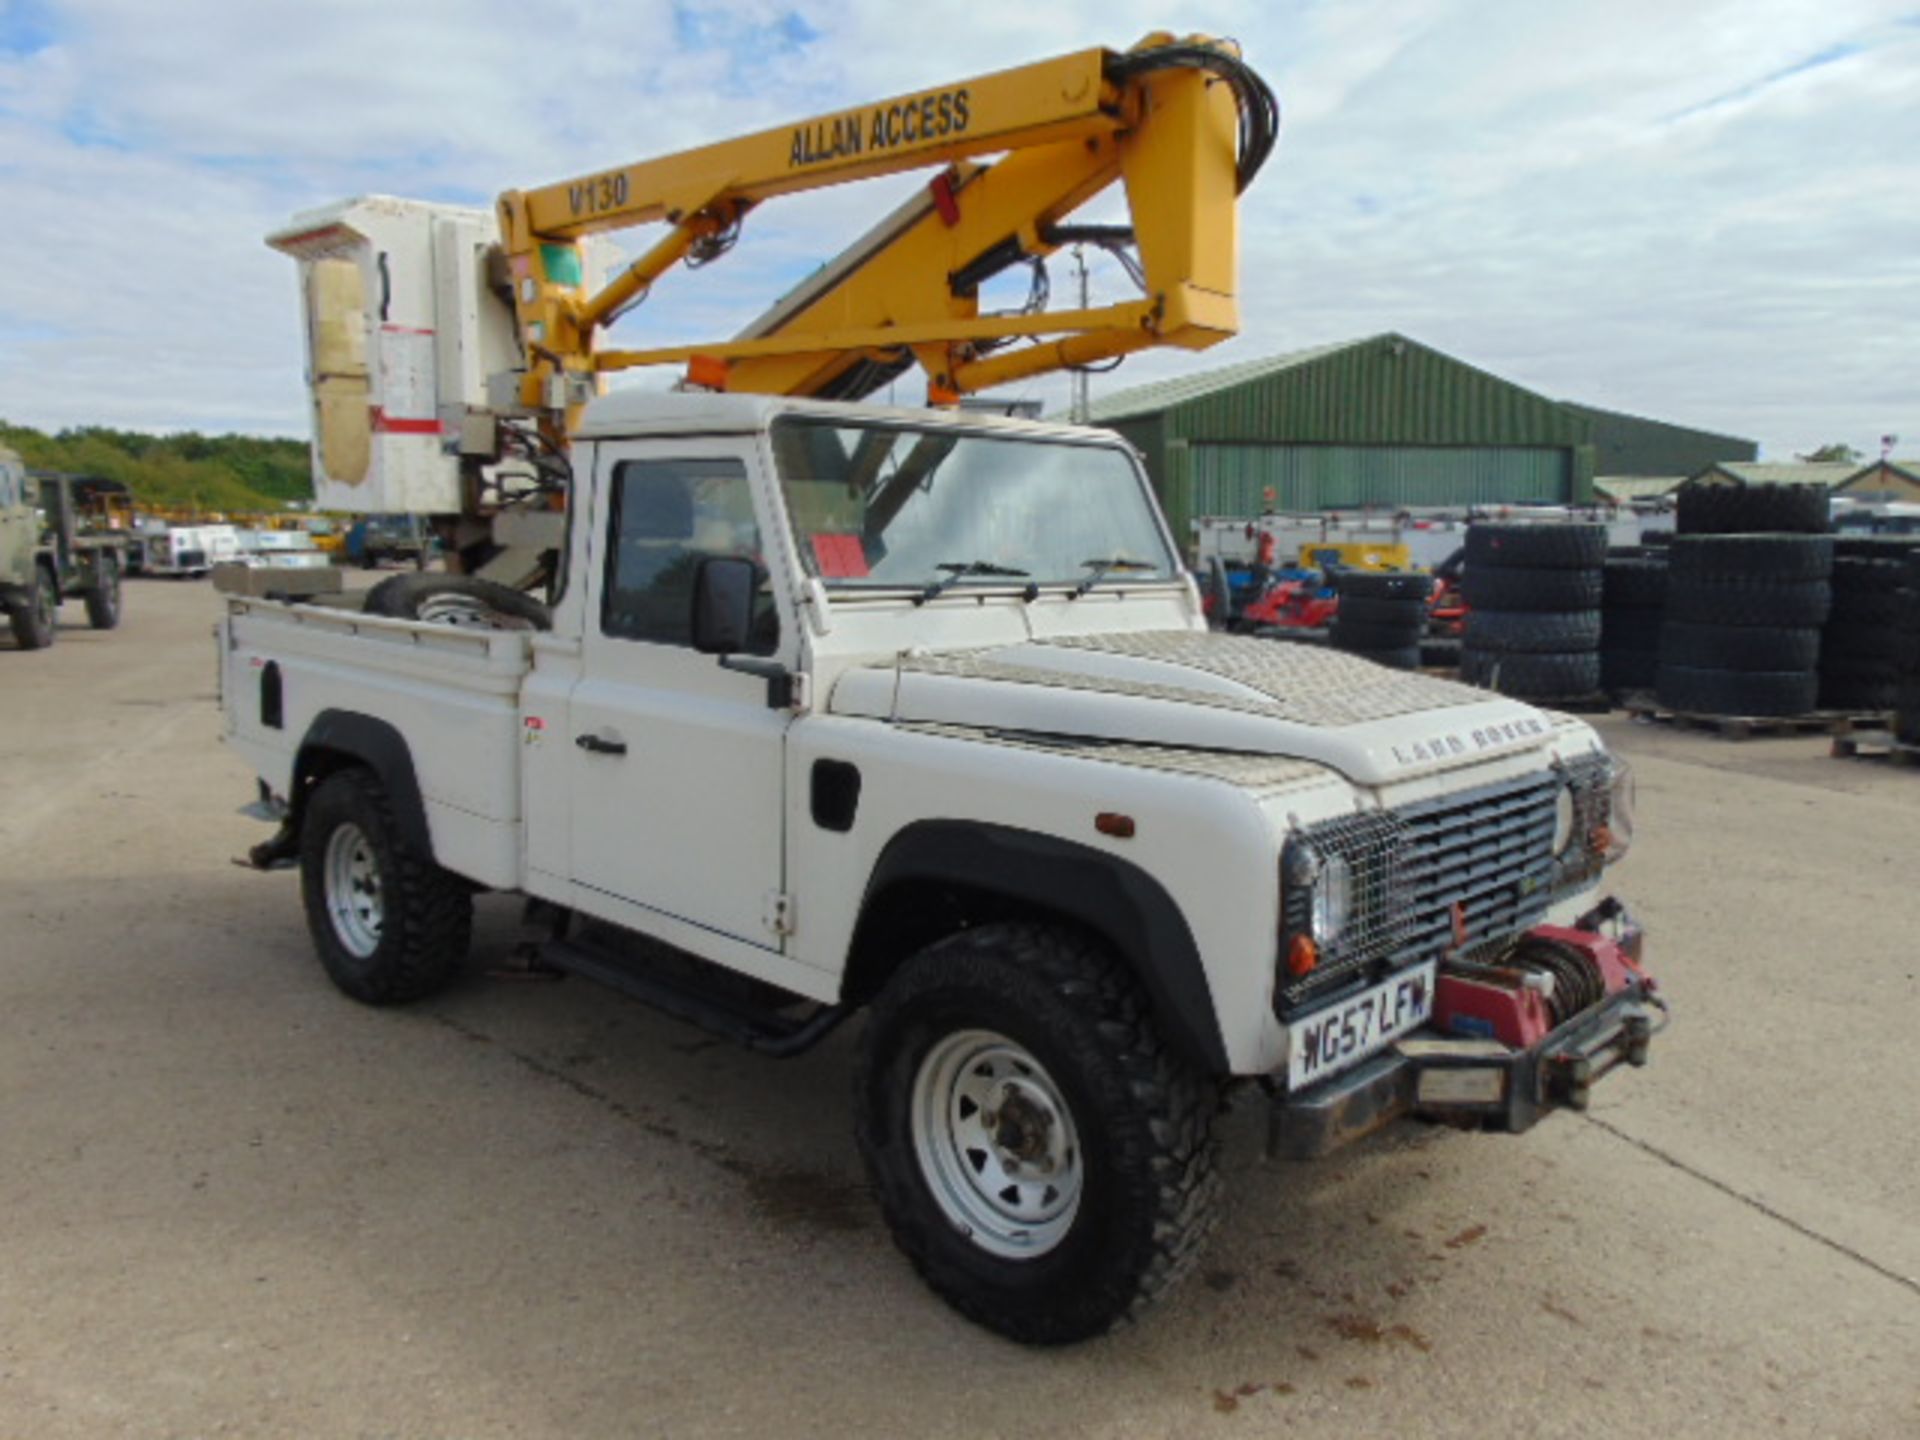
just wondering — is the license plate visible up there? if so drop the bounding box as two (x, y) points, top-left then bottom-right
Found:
(1287, 961), (1437, 1090)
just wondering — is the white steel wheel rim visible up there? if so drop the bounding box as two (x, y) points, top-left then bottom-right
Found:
(415, 594), (527, 630)
(910, 1028), (1084, 1259)
(323, 822), (384, 959)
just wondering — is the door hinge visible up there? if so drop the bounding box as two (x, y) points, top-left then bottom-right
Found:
(764, 890), (796, 938)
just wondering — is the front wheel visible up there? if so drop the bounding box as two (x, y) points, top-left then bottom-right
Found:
(84, 554), (121, 630)
(855, 924), (1220, 1344)
(8, 563), (57, 649)
(298, 770), (472, 1004)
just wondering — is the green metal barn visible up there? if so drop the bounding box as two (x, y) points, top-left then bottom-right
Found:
(1086, 333), (1597, 543)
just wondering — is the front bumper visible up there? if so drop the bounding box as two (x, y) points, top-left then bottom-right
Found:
(1269, 907), (1664, 1160)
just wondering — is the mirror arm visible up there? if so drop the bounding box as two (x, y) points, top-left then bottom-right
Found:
(717, 654), (798, 710)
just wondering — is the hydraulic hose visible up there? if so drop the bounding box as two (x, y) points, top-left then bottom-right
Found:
(1106, 42), (1281, 193)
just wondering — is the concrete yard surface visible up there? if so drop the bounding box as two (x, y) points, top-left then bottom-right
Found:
(1, 579), (1917, 1438)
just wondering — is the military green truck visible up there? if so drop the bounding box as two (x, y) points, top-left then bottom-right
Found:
(0, 447), (129, 650)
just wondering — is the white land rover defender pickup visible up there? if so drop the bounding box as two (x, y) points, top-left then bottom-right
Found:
(221, 392), (1659, 1344)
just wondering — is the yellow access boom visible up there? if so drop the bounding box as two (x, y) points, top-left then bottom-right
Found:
(503, 33), (1275, 421)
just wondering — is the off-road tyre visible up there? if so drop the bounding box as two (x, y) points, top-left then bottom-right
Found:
(1603, 557), (1668, 609)
(1827, 569), (1904, 626)
(8, 561), (57, 649)
(83, 553), (122, 630)
(1676, 483), (1830, 536)
(1419, 635), (1463, 669)
(1465, 608), (1601, 654)
(1659, 622), (1820, 673)
(854, 923), (1220, 1346)
(1336, 594), (1428, 627)
(1821, 622), (1896, 663)
(1465, 523), (1607, 571)
(1817, 662), (1897, 713)
(1667, 534), (1834, 582)
(364, 573), (552, 631)
(1893, 627), (1920, 674)
(1655, 665), (1818, 718)
(1461, 647), (1601, 699)
(1833, 536), (1920, 560)
(1333, 570), (1434, 602)
(1601, 648), (1660, 695)
(1895, 688), (1920, 744)
(1601, 611), (1664, 653)
(1666, 578), (1831, 629)
(298, 769), (471, 1005)
(1831, 555), (1906, 593)
(1330, 617), (1422, 651)
(1342, 643), (1422, 670)
(1461, 566), (1603, 613)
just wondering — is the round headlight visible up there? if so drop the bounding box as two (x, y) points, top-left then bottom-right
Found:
(1551, 784), (1577, 856)
(1311, 854), (1352, 944)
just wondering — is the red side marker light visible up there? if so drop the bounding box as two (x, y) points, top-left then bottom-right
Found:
(1094, 812), (1136, 839)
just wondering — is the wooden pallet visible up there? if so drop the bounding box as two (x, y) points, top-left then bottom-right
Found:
(1830, 729), (1920, 768)
(1622, 702), (1888, 740)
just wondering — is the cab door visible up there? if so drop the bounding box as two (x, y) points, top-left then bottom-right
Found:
(566, 438), (792, 949)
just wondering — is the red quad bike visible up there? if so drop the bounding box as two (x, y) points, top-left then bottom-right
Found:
(1241, 573), (1340, 631)
(1270, 899), (1665, 1157)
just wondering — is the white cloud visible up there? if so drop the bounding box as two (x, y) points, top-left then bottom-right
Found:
(0, 0), (1915, 457)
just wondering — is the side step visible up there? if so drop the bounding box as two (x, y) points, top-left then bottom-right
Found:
(538, 937), (850, 1059)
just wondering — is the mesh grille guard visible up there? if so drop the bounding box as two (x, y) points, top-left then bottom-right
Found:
(1279, 754), (1613, 1014)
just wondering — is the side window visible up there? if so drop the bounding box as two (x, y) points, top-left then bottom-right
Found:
(602, 457), (778, 653)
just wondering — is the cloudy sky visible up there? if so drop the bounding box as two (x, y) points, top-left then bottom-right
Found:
(1, 0), (1915, 458)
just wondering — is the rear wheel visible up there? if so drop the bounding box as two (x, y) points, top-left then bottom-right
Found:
(8, 563), (57, 649)
(298, 770), (471, 1004)
(855, 923), (1220, 1345)
(84, 553), (122, 630)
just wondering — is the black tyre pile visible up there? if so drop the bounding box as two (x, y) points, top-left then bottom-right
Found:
(1459, 523), (1605, 701)
(1329, 571), (1433, 671)
(1656, 483), (1832, 718)
(1600, 549), (1667, 697)
(1897, 551), (1920, 745)
(1820, 538), (1920, 714)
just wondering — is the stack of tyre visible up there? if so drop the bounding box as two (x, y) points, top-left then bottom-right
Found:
(1897, 551), (1920, 746)
(1819, 538), (1920, 715)
(1656, 483), (1832, 719)
(1328, 571), (1433, 670)
(1459, 523), (1606, 702)
(1599, 549), (1667, 698)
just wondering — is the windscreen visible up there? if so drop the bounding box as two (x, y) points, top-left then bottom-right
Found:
(771, 419), (1178, 591)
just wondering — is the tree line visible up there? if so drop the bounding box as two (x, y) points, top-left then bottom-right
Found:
(0, 419), (313, 514)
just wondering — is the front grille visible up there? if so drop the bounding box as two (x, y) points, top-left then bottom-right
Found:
(1278, 756), (1611, 1012)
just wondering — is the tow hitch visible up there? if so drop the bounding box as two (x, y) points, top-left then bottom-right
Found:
(1270, 901), (1666, 1160)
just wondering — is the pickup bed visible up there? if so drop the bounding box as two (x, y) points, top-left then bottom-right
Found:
(221, 392), (1658, 1343)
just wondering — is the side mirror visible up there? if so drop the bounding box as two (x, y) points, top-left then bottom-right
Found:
(691, 554), (758, 655)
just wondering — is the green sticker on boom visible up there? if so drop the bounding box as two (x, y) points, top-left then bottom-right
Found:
(540, 244), (583, 287)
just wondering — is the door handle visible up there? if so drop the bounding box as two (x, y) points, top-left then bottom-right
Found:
(575, 733), (628, 756)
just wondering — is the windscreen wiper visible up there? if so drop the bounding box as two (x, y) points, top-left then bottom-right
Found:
(915, 559), (1031, 605)
(1071, 556), (1159, 599)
